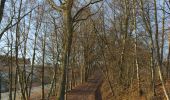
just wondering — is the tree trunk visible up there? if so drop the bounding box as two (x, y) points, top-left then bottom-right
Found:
(133, 0), (140, 95)
(0, 72), (1, 100)
(58, 1), (73, 100)
(0, 0), (6, 23)
(41, 28), (47, 100)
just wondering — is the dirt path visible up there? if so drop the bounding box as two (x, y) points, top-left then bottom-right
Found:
(67, 71), (103, 100)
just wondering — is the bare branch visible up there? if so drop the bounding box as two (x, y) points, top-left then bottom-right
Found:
(166, 0), (170, 10)
(73, 0), (103, 21)
(47, 0), (62, 12)
(73, 2), (102, 22)
(0, 6), (38, 40)
(58, 0), (63, 4)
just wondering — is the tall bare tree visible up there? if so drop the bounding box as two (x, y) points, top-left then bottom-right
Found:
(47, 0), (102, 99)
(154, 0), (169, 99)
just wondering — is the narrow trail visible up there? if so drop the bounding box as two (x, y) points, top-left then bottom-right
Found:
(67, 71), (103, 100)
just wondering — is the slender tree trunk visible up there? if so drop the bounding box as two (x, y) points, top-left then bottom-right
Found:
(139, 0), (156, 96)
(167, 36), (170, 78)
(154, 0), (169, 99)
(161, 0), (165, 65)
(133, 0), (140, 95)
(9, 34), (13, 100)
(47, 23), (59, 98)
(21, 14), (30, 100)
(119, 0), (129, 84)
(0, 0), (6, 23)
(6, 30), (13, 100)
(28, 13), (42, 99)
(14, 0), (24, 99)
(42, 26), (47, 100)
(0, 72), (1, 100)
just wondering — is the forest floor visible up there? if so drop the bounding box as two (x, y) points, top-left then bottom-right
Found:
(66, 71), (103, 100)
(12, 70), (169, 100)
(51, 72), (170, 100)
(50, 71), (103, 100)
(100, 78), (170, 100)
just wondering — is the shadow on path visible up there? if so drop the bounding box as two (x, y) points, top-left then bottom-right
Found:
(67, 71), (103, 100)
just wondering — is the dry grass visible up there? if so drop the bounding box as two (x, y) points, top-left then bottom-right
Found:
(100, 78), (170, 100)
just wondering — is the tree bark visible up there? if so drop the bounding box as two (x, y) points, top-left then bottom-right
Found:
(0, 0), (6, 23)
(58, 1), (74, 100)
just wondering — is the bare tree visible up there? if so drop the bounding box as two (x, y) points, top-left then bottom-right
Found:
(47, 0), (102, 99)
(154, 0), (169, 99)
